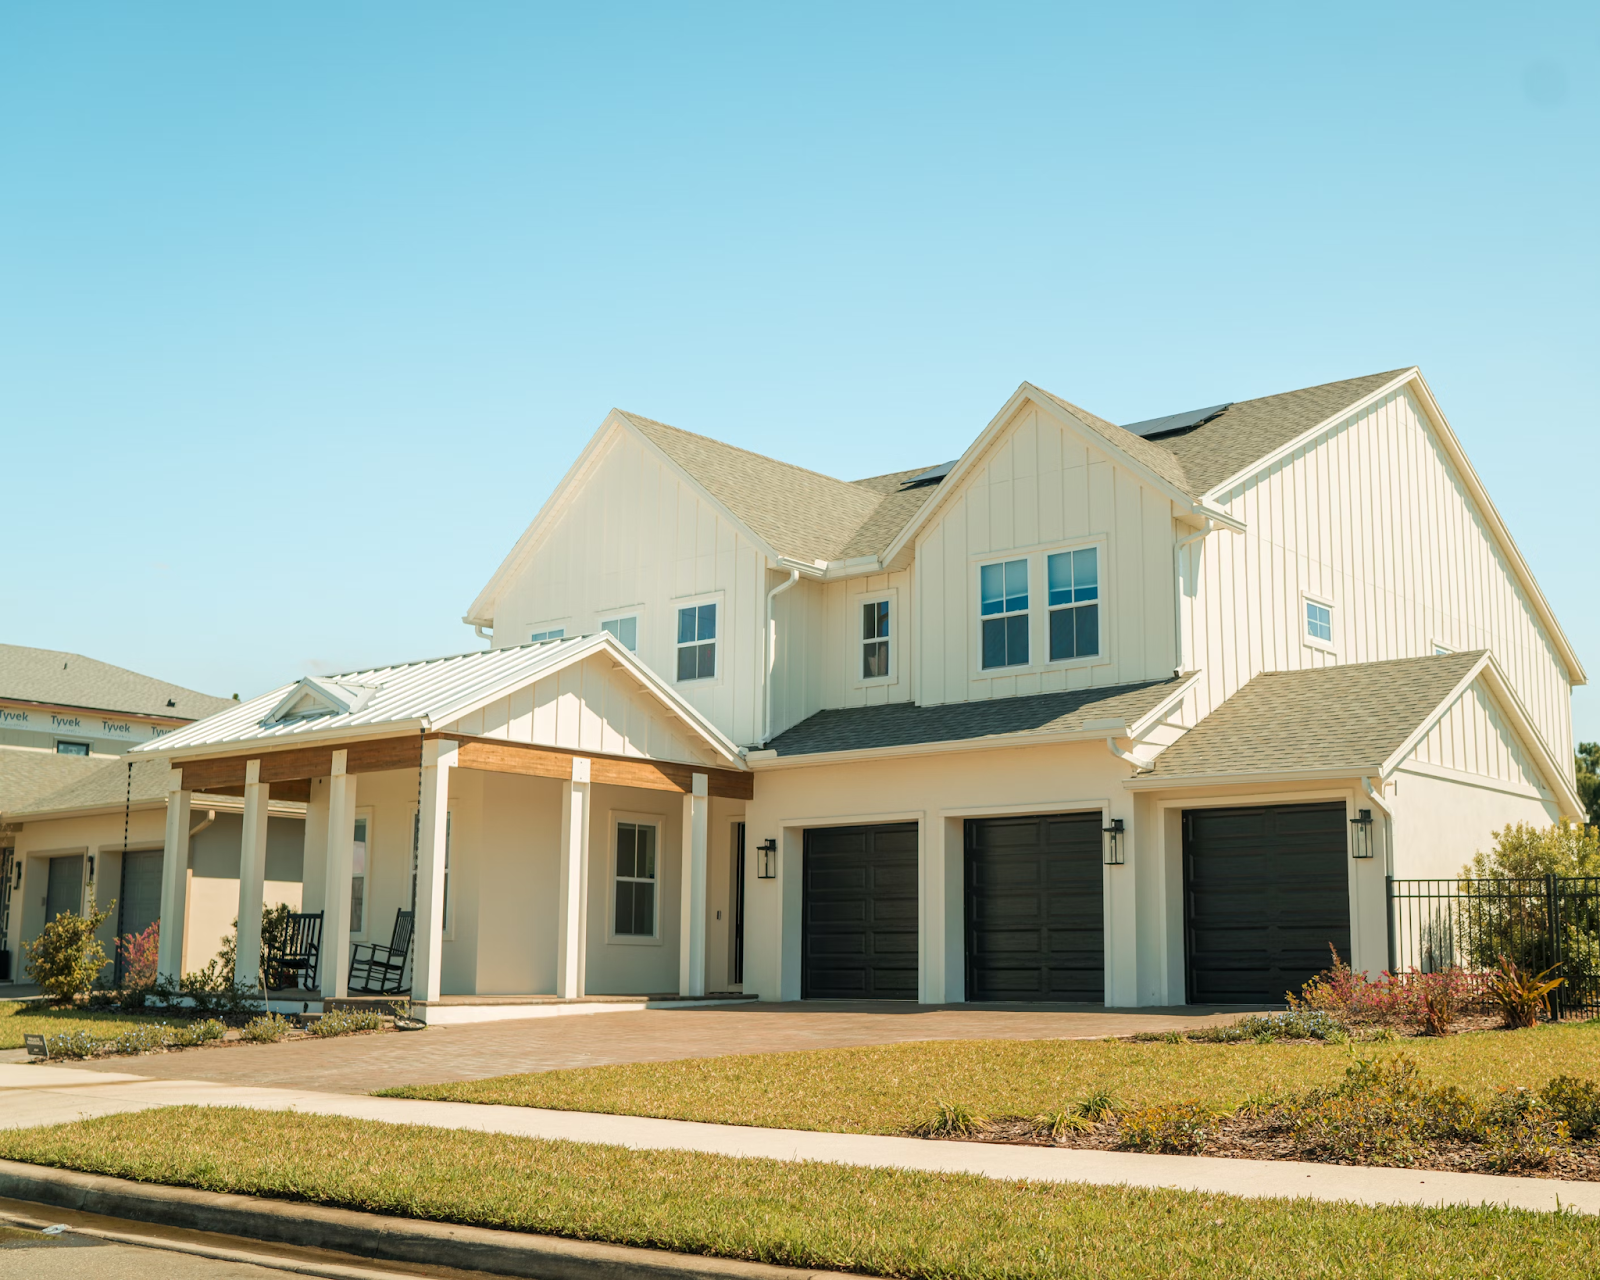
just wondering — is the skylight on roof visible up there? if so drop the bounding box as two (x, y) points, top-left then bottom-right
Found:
(899, 460), (959, 489)
(1120, 403), (1232, 439)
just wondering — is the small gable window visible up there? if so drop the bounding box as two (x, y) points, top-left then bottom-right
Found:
(529, 628), (565, 644)
(980, 558), (1029, 670)
(862, 600), (890, 679)
(602, 616), (638, 651)
(1304, 596), (1335, 651)
(677, 603), (717, 681)
(1047, 547), (1100, 661)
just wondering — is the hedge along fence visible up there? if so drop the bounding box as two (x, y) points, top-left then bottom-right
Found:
(1389, 876), (1600, 1018)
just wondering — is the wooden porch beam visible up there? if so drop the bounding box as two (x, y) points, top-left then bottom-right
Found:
(173, 736), (421, 794)
(430, 732), (753, 800)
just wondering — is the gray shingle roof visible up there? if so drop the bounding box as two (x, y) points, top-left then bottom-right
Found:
(3, 753), (175, 819)
(0, 748), (114, 817)
(766, 678), (1189, 757)
(621, 412), (941, 564)
(0, 645), (236, 722)
(1143, 652), (1485, 780)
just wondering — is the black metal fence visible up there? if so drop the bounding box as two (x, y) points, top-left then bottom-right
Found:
(1388, 876), (1600, 1019)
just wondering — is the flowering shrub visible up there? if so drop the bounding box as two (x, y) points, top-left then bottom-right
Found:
(240, 1013), (295, 1043)
(41, 1019), (224, 1059)
(310, 1008), (386, 1037)
(1290, 947), (1474, 1035)
(1118, 1100), (1214, 1153)
(115, 922), (159, 990)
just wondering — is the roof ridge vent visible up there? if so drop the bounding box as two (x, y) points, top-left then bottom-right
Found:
(264, 675), (380, 726)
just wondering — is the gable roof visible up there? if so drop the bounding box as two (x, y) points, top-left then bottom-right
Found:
(0, 747), (114, 818)
(5, 753), (170, 820)
(760, 676), (1193, 763)
(134, 633), (744, 768)
(0, 645), (236, 722)
(1131, 652), (1581, 816)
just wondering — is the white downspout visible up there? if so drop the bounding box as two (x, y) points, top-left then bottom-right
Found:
(1106, 738), (1153, 774)
(762, 569), (801, 746)
(188, 809), (217, 839)
(473, 624), (493, 643)
(1172, 518), (1215, 677)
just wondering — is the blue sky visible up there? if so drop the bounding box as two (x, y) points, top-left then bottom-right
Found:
(4, 4), (1597, 741)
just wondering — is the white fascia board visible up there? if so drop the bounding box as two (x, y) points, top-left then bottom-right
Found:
(462, 417), (629, 628)
(1125, 672), (1204, 741)
(748, 725), (1129, 771)
(435, 631), (746, 768)
(1377, 653), (1493, 779)
(146, 718), (431, 766)
(1200, 369), (1584, 688)
(1123, 766), (1378, 791)
(12, 794), (307, 824)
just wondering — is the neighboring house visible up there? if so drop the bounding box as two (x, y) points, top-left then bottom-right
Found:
(136, 367), (1584, 1013)
(0, 649), (289, 986)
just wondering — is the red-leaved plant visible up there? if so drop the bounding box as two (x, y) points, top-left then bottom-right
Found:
(116, 921), (159, 989)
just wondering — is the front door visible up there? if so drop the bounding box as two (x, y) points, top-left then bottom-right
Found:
(802, 822), (918, 999)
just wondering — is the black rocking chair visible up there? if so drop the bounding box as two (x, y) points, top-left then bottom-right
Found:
(348, 908), (414, 995)
(263, 911), (323, 992)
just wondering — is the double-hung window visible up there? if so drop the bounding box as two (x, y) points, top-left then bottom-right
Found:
(980, 559), (1030, 669)
(861, 600), (890, 679)
(676, 603), (717, 680)
(601, 615), (638, 651)
(1047, 548), (1100, 660)
(614, 821), (657, 936)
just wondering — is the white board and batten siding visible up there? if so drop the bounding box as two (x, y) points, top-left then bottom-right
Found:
(441, 652), (723, 768)
(1402, 677), (1551, 802)
(912, 401), (1179, 708)
(1188, 388), (1574, 766)
(490, 428), (766, 747)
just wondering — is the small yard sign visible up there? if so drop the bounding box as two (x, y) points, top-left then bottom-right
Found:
(23, 1032), (48, 1060)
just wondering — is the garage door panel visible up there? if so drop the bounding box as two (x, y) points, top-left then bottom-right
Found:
(803, 822), (919, 1000)
(1184, 802), (1350, 1006)
(966, 814), (1103, 1004)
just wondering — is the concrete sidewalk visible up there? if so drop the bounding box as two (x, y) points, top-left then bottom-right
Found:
(3, 1063), (1597, 1216)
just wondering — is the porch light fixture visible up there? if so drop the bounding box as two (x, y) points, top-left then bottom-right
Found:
(756, 838), (778, 880)
(1102, 818), (1125, 866)
(13, 860), (22, 890)
(86, 854), (95, 882)
(1349, 809), (1374, 859)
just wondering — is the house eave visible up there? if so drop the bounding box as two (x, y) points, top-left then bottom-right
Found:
(748, 725), (1132, 770)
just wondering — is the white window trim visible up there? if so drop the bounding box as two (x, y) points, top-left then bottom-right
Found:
(849, 587), (900, 689)
(597, 604), (646, 654)
(967, 537), (1112, 680)
(525, 619), (572, 645)
(1430, 638), (1455, 656)
(607, 810), (664, 946)
(1302, 591), (1337, 654)
(671, 590), (725, 687)
(351, 805), (374, 942)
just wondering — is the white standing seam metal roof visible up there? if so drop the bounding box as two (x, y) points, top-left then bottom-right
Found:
(131, 634), (745, 766)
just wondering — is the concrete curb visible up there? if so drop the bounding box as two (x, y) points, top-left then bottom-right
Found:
(0, 1159), (857, 1280)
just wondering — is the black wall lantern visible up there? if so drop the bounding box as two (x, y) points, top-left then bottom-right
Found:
(1102, 818), (1125, 866)
(86, 854), (96, 882)
(756, 838), (778, 879)
(1349, 808), (1374, 859)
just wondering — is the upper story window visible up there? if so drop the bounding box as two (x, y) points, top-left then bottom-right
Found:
(862, 600), (890, 679)
(1303, 595), (1335, 652)
(602, 616), (638, 651)
(1047, 548), (1100, 661)
(55, 741), (90, 756)
(529, 628), (565, 643)
(980, 558), (1029, 669)
(677, 603), (717, 680)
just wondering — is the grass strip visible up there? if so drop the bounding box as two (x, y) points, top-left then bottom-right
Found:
(2, 1107), (1599, 1279)
(0, 1001), (172, 1051)
(378, 1023), (1600, 1135)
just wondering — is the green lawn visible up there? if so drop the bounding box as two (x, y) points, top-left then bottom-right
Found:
(1, 1107), (1596, 1279)
(379, 1023), (1600, 1134)
(0, 1001), (172, 1051)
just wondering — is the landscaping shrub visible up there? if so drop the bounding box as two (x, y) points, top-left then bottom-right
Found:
(310, 1008), (386, 1037)
(1410, 968), (1470, 1036)
(240, 1013), (294, 1043)
(1032, 1109), (1093, 1140)
(1232, 1010), (1349, 1041)
(25, 901), (114, 1003)
(1280, 1055), (1479, 1167)
(115, 921), (159, 990)
(1541, 1074), (1600, 1140)
(912, 1101), (987, 1138)
(1117, 1100), (1213, 1154)
(40, 1019), (224, 1059)
(1487, 955), (1563, 1029)
(1074, 1087), (1121, 1121)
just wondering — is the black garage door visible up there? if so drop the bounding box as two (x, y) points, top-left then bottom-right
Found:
(965, 813), (1104, 1002)
(802, 822), (918, 999)
(1184, 802), (1350, 1005)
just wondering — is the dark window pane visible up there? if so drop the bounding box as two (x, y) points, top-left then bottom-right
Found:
(615, 882), (635, 935)
(638, 826), (656, 878)
(982, 616), (1006, 669)
(980, 562), (1004, 615)
(1050, 607), (1075, 660)
(1076, 603), (1099, 656)
(696, 642), (716, 679)
(633, 882), (655, 935)
(863, 639), (888, 679)
(1005, 613), (1029, 665)
(677, 646), (698, 681)
(677, 607), (696, 644)
(617, 824), (635, 878)
(698, 603), (717, 639)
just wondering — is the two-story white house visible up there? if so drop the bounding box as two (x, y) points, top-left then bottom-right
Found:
(138, 367), (1585, 1015)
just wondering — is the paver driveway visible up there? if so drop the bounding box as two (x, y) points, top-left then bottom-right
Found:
(49, 1001), (1260, 1093)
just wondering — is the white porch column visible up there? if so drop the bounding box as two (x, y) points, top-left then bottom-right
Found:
(412, 738), (455, 1005)
(156, 770), (191, 983)
(556, 757), (591, 999)
(321, 750), (356, 999)
(678, 773), (709, 997)
(234, 760), (269, 990)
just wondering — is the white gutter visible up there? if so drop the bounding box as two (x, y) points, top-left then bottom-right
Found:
(1172, 518), (1215, 677)
(762, 569), (801, 745)
(1360, 775), (1394, 819)
(188, 808), (218, 839)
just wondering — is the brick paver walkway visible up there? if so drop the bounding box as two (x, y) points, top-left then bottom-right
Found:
(57, 1001), (1260, 1093)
